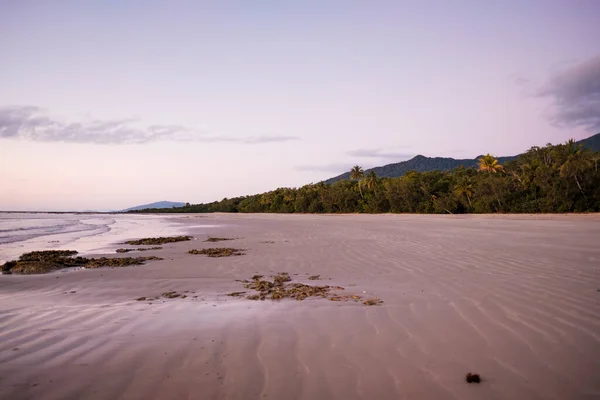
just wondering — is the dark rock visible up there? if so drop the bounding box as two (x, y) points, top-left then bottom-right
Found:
(465, 373), (481, 383)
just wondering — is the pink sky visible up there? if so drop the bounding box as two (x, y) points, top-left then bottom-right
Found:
(1, 1), (599, 211)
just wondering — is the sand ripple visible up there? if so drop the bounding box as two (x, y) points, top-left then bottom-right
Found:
(1, 214), (599, 399)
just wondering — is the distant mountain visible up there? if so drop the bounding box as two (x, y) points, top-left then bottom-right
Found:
(580, 131), (600, 152)
(324, 133), (600, 184)
(121, 201), (186, 212)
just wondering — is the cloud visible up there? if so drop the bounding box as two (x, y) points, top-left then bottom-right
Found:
(537, 55), (600, 132)
(294, 163), (355, 173)
(0, 105), (300, 144)
(295, 148), (412, 175)
(509, 73), (530, 87)
(347, 148), (413, 160)
(242, 135), (300, 144)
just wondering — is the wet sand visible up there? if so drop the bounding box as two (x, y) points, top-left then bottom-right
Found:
(1, 214), (599, 400)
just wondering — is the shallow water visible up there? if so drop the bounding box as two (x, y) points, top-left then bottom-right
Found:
(0, 212), (215, 263)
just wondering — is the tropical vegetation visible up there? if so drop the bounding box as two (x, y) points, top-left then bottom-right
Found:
(129, 140), (600, 214)
(323, 133), (599, 183)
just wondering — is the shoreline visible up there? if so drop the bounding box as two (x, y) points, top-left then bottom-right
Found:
(3, 210), (599, 215)
(1, 214), (599, 399)
(0, 213), (214, 264)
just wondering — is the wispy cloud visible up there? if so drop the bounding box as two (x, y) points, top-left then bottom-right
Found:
(347, 148), (413, 160)
(241, 135), (300, 144)
(294, 163), (355, 173)
(295, 148), (412, 174)
(509, 73), (531, 88)
(0, 106), (300, 144)
(536, 55), (600, 132)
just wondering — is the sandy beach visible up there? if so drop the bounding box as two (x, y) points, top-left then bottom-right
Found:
(1, 213), (599, 400)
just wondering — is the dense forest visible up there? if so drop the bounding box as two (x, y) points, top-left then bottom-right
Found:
(130, 140), (600, 214)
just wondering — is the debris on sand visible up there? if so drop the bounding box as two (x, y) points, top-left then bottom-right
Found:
(328, 294), (362, 302)
(362, 298), (384, 306)
(124, 236), (192, 245)
(135, 291), (191, 301)
(239, 273), (383, 306)
(1, 250), (162, 275)
(273, 272), (291, 285)
(308, 275), (320, 280)
(242, 273), (330, 301)
(227, 292), (247, 297)
(188, 248), (245, 257)
(465, 373), (481, 383)
(116, 247), (162, 253)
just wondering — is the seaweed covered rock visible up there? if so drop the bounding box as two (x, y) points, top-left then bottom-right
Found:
(205, 237), (235, 242)
(2, 250), (88, 274)
(1, 250), (163, 275)
(188, 248), (245, 257)
(243, 273), (333, 301)
(1, 261), (17, 274)
(19, 250), (79, 261)
(124, 236), (192, 245)
(240, 273), (383, 305)
(273, 272), (291, 285)
(85, 256), (162, 269)
(116, 247), (162, 253)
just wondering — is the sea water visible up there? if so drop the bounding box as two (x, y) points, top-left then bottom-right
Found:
(0, 213), (214, 263)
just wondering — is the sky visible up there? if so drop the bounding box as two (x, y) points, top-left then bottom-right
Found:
(1, 0), (599, 211)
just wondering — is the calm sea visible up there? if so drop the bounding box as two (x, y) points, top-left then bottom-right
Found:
(0, 213), (214, 263)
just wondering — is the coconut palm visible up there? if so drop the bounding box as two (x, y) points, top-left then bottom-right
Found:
(364, 170), (379, 193)
(453, 178), (474, 208)
(349, 165), (365, 199)
(477, 154), (503, 209)
(478, 154), (504, 175)
(350, 165), (364, 180)
(556, 139), (591, 194)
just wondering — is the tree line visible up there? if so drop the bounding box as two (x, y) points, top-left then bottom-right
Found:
(130, 140), (600, 214)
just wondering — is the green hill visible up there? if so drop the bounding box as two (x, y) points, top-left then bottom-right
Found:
(580, 132), (600, 152)
(324, 133), (600, 184)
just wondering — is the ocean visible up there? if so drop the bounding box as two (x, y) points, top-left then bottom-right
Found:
(0, 212), (212, 263)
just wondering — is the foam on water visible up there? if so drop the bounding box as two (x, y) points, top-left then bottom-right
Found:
(0, 213), (216, 263)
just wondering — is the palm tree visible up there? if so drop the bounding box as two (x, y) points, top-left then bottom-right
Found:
(478, 154), (503, 209)
(557, 139), (591, 194)
(453, 178), (473, 208)
(350, 165), (364, 180)
(430, 194), (453, 214)
(349, 165), (365, 199)
(364, 170), (379, 193)
(478, 154), (504, 175)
